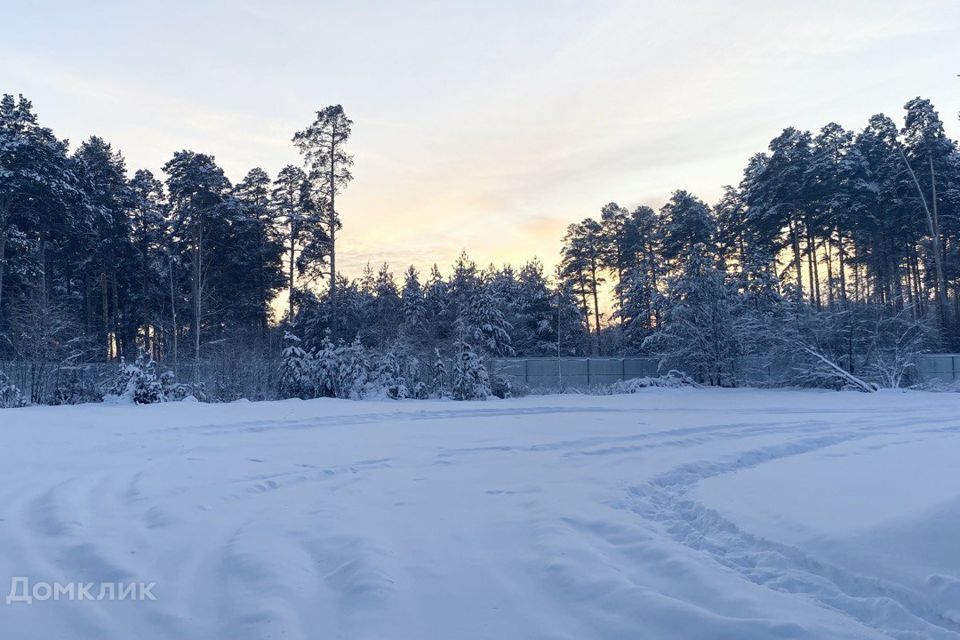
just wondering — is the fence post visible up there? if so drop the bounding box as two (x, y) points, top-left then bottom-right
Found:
(524, 359), (529, 385)
(587, 358), (591, 386)
(621, 358), (625, 382)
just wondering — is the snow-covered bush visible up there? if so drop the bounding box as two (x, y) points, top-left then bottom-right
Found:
(161, 371), (202, 402)
(490, 373), (513, 399)
(278, 333), (378, 400)
(0, 370), (25, 408)
(108, 353), (167, 404)
(51, 368), (104, 406)
(609, 371), (698, 393)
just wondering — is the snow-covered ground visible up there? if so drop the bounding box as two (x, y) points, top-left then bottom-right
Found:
(1, 389), (959, 639)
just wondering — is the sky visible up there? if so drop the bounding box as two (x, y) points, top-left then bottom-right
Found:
(3, 0), (960, 281)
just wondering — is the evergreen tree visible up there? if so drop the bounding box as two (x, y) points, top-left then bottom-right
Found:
(234, 167), (286, 332)
(645, 244), (742, 386)
(401, 265), (428, 346)
(466, 285), (514, 357)
(162, 150), (230, 361)
(128, 169), (168, 358)
(72, 136), (136, 359)
(293, 105), (353, 335)
(373, 264), (401, 347)
(451, 319), (490, 401)
(560, 218), (605, 353)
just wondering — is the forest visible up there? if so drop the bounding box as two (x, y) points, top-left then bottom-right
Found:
(1, 94), (958, 405)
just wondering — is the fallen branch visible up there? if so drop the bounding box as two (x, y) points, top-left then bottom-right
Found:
(800, 345), (877, 393)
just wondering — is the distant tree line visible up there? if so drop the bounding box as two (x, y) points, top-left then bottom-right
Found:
(1, 93), (957, 402)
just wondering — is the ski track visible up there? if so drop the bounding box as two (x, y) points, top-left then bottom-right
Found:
(0, 392), (958, 638)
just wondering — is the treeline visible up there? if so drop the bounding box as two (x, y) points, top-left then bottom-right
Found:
(0, 98), (350, 369)
(561, 98), (960, 357)
(1, 93), (958, 404)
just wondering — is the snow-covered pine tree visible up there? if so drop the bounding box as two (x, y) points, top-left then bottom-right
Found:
(466, 286), (514, 357)
(644, 243), (742, 386)
(233, 167), (286, 333)
(512, 260), (556, 356)
(334, 336), (370, 398)
(400, 266), (428, 347)
(0, 370), (24, 408)
(560, 219), (606, 354)
(451, 319), (490, 400)
(373, 264), (401, 347)
(431, 348), (447, 398)
(312, 336), (340, 398)
(376, 346), (410, 400)
(162, 150), (230, 361)
(278, 331), (315, 399)
(424, 264), (451, 344)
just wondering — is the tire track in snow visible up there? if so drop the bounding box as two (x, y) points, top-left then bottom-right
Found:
(625, 419), (960, 639)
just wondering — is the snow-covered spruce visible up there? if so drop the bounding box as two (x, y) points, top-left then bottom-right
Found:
(0, 370), (25, 408)
(105, 352), (196, 405)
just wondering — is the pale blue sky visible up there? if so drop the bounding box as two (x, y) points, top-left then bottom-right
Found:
(3, 0), (959, 276)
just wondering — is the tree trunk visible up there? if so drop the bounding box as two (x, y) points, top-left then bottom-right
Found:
(192, 224), (202, 363)
(929, 156), (948, 327)
(111, 269), (122, 358)
(288, 231), (296, 322)
(806, 228), (817, 308)
(328, 122), (338, 333)
(837, 225), (847, 305)
(590, 261), (601, 356)
(101, 271), (110, 359)
(824, 235), (834, 309)
(897, 146), (947, 330)
(790, 218), (803, 298)
(0, 227), (6, 327)
(169, 257), (178, 369)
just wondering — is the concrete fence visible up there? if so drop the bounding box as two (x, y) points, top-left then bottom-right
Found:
(491, 354), (960, 389)
(3, 353), (959, 404)
(489, 357), (663, 390)
(914, 354), (960, 384)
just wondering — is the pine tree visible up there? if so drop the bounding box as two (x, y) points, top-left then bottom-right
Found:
(451, 319), (490, 401)
(162, 151), (230, 361)
(72, 136), (137, 359)
(373, 264), (401, 347)
(560, 218), (605, 353)
(0, 369), (24, 408)
(234, 167), (285, 332)
(645, 244), (742, 386)
(129, 169), (168, 358)
(0, 94), (76, 350)
(401, 266), (428, 346)
(279, 331), (314, 399)
(431, 348), (447, 398)
(293, 105), (353, 336)
(272, 164), (329, 322)
(466, 286), (514, 356)
(513, 260), (558, 356)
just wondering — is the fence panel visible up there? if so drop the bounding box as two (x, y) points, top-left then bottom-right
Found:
(491, 357), (661, 390)
(915, 354), (960, 384)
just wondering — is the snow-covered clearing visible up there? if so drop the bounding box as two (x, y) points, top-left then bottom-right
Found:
(1, 389), (959, 639)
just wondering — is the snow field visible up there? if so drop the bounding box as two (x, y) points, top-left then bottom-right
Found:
(0, 389), (959, 639)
